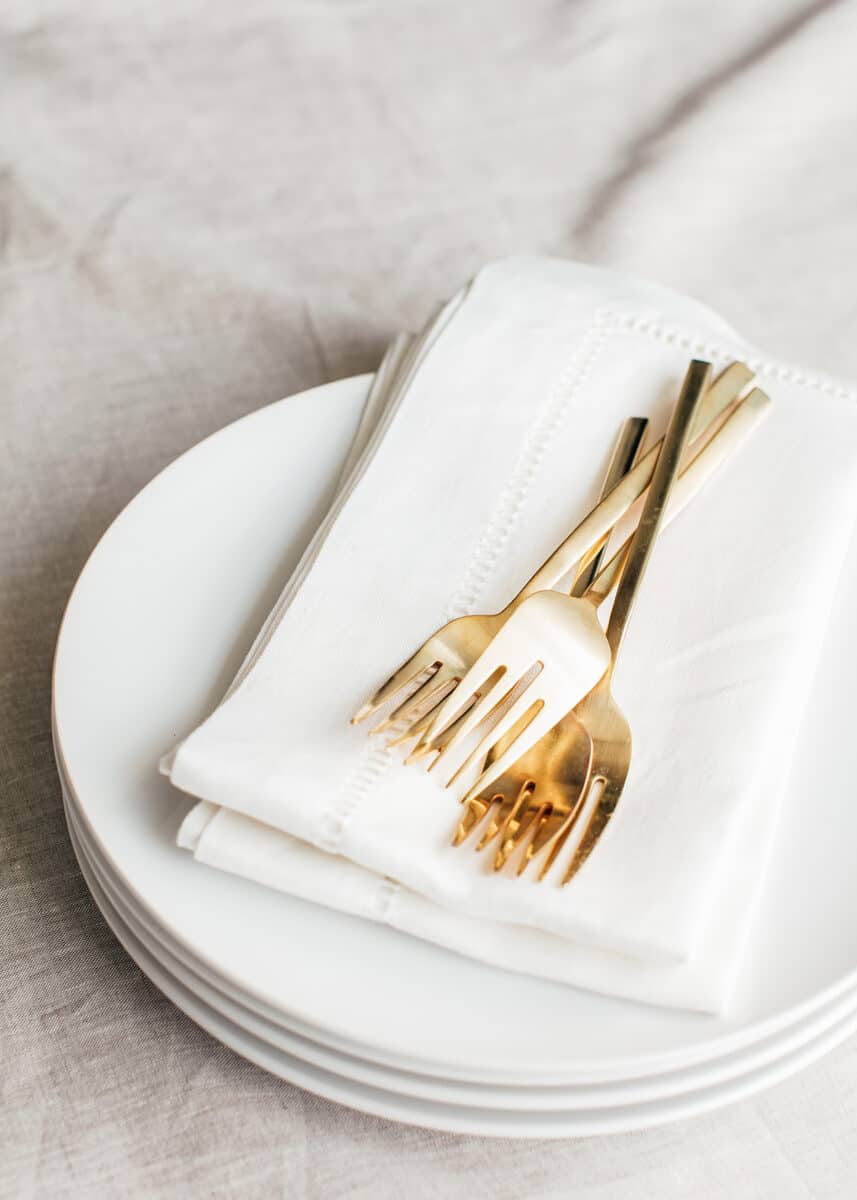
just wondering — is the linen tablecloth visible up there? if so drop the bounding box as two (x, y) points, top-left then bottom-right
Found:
(4, 2), (857, 1196)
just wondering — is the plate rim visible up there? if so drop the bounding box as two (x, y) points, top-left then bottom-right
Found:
(63, 779), (857, 1111)
(65, 804), (857, 1139)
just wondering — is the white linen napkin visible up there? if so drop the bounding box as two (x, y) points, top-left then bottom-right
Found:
(165, 257), (857, 1012)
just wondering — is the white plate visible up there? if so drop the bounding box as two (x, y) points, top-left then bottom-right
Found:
(63, 777), (857, 1113)
(53, 375), (857, 1086)
(64, 797), (857, 1137)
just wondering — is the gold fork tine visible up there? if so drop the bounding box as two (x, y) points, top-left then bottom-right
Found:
(403, 698), (478, 763)
(443, 696), (543, 790)
(491, 786), (541, 869)
(508, 712), (597, 872)
(424, 666), (514, 773)
(352, 650), (442, 725)
(452, 794), (499, 846)
(475, 801), (510, 852)
(369, 673), (458, 737)
(450, 691), (548, 793)
(511, 804), (560, 875)
(561, 777), (622, 884)
(453, 726), (544, 851)
(458, 697), (564, 805)
(535, 789), (595, 880)
(383, 685), (461, 749)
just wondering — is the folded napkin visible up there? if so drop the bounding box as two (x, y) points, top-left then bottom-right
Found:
(165, 257), (857, 1012)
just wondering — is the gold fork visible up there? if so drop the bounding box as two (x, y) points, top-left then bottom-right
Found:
(352, 363), (757, 742)
(458, 373), (773, 885)
(418, 372), (771, 794)
(450, 413), (648, 862)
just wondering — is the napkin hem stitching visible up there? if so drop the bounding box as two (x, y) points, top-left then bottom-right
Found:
(322, 310), (614, 853)
(443, 308), (615, 621)
(618, 312), (857, 402)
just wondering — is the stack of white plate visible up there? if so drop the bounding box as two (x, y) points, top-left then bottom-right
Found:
(53, 376), (857, 1138)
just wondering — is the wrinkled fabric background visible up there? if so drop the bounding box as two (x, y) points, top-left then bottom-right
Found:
(3, 1), (857, 1196)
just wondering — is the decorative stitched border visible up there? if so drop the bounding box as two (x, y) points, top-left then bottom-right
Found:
(318, 309), (613, 855)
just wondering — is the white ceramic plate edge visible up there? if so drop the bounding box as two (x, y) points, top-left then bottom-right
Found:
(63, 758), (857, 1113)
(65, 807), (857, 1139)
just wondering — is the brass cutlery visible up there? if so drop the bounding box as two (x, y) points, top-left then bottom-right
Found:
(353, 362), (756, 747)
(423, 370), (770, 800)
(451, 414), (648, 864)
(352, 358), (772, 882)
(459, 363), (774, 884)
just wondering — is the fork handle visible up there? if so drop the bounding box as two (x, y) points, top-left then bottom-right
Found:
(570, 416), (648, 596)
(605, 360), (710, 659)
(515, 362), (748, 603)
(586, 383), (771, 607)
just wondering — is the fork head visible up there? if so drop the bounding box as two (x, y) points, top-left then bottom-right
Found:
(454, 673), (632, 883)
(350, 611), (504, 744)
(452, 703), (593, 876)
(414, 589), (610, 793)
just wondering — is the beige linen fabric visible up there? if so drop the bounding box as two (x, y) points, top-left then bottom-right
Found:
(3, 1), (857, 1196)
